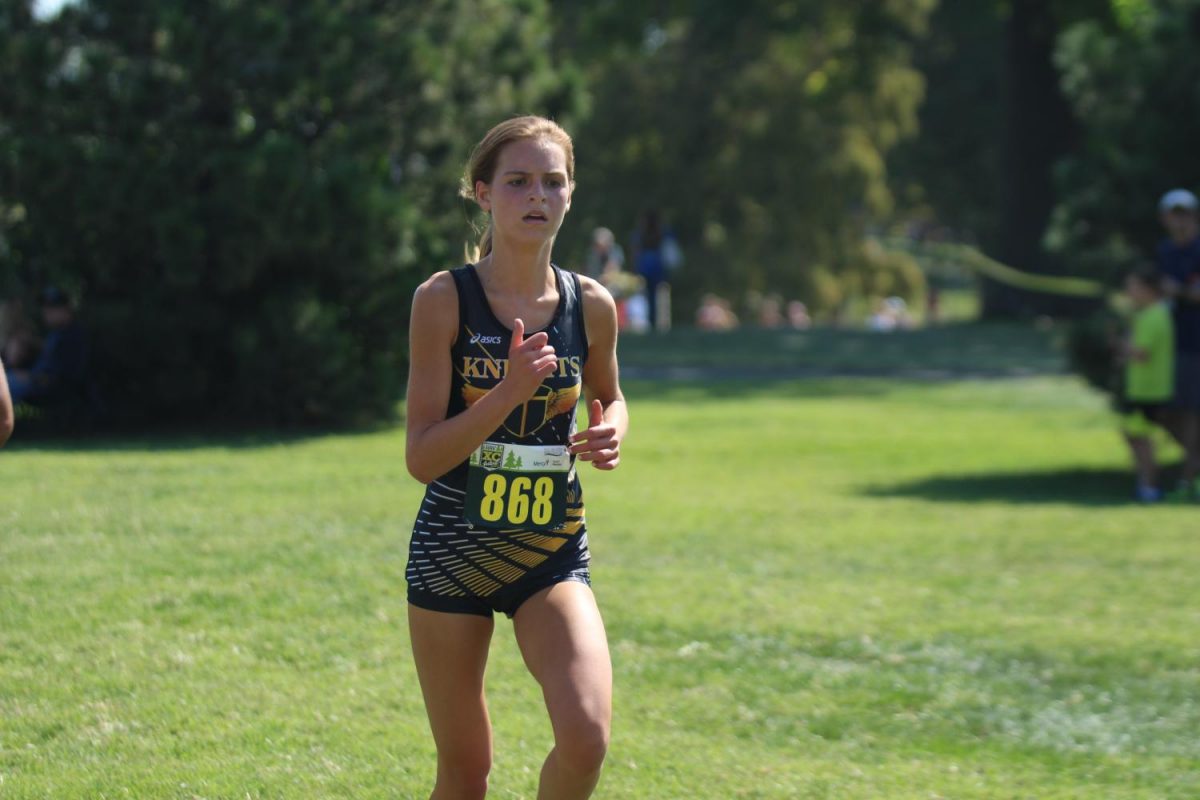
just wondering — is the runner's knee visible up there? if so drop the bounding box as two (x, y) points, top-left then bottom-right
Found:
(554, 716), (609, 776)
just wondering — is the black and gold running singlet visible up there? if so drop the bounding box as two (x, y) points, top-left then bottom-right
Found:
(406, 264), (590, 616)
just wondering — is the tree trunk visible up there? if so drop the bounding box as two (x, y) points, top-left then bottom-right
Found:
(984, 0), (1079, 318)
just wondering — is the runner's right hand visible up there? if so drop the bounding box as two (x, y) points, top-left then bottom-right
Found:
(504, 318), (558, 401)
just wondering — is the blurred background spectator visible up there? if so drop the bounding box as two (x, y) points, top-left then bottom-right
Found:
(696, 294), (738, 331)
(585, 226), (625, 281)
(2, 287), (90, 412)
(0, 298), (41, 369)
(630, 210), (683, 332)
(787, 301), (812, 330)
(868, 297), (914, 332)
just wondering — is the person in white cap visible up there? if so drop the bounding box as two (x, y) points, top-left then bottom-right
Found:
(1155, 188), (1200, 499)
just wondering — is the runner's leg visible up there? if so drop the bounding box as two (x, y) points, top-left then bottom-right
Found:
(409, 605), (495, 800)
(513, 581), (612, 800)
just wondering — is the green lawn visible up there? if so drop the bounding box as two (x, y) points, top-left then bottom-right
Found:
(2, 326), (1197, 798)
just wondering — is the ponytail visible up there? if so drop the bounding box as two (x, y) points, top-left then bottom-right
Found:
(462, 219), (493, 264)
(478, 223), (493, 259)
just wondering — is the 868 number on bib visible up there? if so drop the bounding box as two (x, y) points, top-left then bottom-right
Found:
(465, 467), (567, 531)
(479, 474), (555, 525)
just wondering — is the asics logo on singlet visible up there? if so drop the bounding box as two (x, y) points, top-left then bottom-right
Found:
(470, 333), (503, 345)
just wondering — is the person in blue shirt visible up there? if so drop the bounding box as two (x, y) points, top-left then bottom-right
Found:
(1156, 189), (1200, 498)
(2, 287), (89, 408)
(630, 209), (682, 332)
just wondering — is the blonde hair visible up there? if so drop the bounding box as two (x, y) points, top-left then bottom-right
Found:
(461, 115), (575, 261)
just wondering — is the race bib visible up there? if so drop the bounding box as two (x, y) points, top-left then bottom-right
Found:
(465, 441), (569, 531)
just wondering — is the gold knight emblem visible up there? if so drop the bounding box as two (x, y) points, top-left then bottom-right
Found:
(462, 382), (581, 437)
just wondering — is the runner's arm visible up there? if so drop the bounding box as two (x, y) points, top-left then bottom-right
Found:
(573, 276), (628, 469)
(405, 272), (558, 483)
(0, 357), (13, 447)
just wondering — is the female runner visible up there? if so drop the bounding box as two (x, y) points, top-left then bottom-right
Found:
(404, 115), (627, 799)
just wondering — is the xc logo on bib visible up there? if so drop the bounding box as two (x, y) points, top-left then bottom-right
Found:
(465, 441), (569, 531)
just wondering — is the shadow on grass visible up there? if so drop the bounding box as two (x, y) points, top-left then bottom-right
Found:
(862, 467), (1147, 507)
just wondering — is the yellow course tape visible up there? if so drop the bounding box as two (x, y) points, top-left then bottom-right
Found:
(885, 238), (1108, 298)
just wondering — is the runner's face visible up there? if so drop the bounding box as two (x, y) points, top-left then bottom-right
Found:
(476, 137), (572, 246)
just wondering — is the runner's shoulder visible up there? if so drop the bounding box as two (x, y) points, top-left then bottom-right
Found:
(576, 274), (617, 347)
(577, 274), (616, 313)
(412, 270), (459, 312)
(411, 271), (460, 337)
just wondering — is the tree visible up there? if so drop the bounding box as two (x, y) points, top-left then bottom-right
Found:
(889, 0), (1006, 248)
(888, 0), (1115, 319)
(1048, 0), (1199, 282)
(554, 0), (934, 319)
(0, 0), (580, 426)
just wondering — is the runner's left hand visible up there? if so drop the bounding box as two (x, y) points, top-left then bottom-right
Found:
(569, 399), (620, 470)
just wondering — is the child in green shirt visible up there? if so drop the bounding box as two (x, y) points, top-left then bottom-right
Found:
(1119, 266), (1175, 502)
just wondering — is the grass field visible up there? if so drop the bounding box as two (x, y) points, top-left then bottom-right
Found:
(2, 325), (1197, 798)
